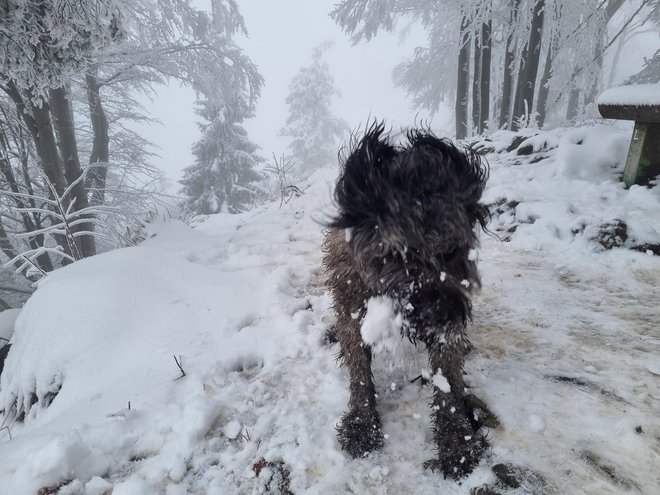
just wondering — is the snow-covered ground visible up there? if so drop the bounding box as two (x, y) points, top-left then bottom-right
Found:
(0, 125), (658, 494)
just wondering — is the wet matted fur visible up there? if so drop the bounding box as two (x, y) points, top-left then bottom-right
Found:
(323, 123), (491, 479)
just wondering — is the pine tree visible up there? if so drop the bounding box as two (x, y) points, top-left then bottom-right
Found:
(280, 43), (348, 177)
(180, 110), (265, 215)
(178, 1), (265, 215)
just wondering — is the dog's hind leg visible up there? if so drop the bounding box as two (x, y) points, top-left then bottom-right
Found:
(335, 311), (384, 457)
(423, 336), (488, 479)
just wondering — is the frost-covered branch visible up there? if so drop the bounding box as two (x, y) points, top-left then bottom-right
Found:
(265, 154), (303, 207)
(0, 169), (115, 276)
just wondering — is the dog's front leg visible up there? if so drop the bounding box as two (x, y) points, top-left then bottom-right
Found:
(424, 337), (487, 479)
(335, 312), (383, 457)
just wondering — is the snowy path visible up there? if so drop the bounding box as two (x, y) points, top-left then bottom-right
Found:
(470, 239), (659, 494)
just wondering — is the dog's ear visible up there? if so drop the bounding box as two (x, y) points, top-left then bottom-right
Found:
(329, 122), (397, 230)
(406, 131), (489, 193)
(457, 145), (491, 233)
(406, 131), (491, 233)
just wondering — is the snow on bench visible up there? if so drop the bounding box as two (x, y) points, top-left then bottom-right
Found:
(598, 84), (660, 187)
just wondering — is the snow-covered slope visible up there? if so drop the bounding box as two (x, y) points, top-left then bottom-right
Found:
(0, 126), (658, 495)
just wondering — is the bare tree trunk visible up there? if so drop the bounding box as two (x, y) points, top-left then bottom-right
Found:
(472, 30), (482, 136)
(30, 101), (67, 196)
(513, 39), (529, 124)
(607, 35), (626, 87)
(499, 47), (514, 129)
(2, 81), (67, 198)
(29, 98), (75, 262)
(585, 35), (604, 106)
(0, 153), (54, 272)
(513, 0), (545, 129)
(1, 80), (39, 145)
(85, 73), (109, 207)
(0, 216), (20, 266)
(2, 79), (96, 261)
(456, 16), (471, 140)
(500, 0), (521, 129)
(566, 88), (580, 121)
(0, 215), (41, 284)
(0, 142), (23, 270)
(537, 30), (556, 128)
(49, 85), (96, 257)
(480, 18), (492, 133)
(1, 80), (75, 265)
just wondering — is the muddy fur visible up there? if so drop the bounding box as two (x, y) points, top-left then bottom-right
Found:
(323, 123), (491, 479)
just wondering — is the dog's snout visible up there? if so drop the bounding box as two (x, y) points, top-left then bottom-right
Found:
(419, 306), (435, 322)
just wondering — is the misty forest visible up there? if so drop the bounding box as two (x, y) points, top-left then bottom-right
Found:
(0, 1), (658, 494)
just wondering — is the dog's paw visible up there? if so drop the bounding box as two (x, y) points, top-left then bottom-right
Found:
(336, 408), (384, 457)
(464, 393), (500, 429)
(425, 433), (488, 479)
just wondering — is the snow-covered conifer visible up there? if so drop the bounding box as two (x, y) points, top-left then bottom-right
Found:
(178, 2), (264, 215)
(180, 109), (265, 215)
(280, 43), (348, 177)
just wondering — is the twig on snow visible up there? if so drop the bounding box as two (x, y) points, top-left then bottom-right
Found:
(173, 354), (186, 380)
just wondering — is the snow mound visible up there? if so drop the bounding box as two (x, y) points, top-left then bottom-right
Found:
(554, 126), (629, 182)
(477, 125), (660, 257)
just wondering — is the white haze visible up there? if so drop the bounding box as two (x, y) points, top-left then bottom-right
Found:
(138, 1), (657, 191)
(138, 0), (449, 190)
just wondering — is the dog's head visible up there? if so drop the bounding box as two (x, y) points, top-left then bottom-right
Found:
(330, 123), (489, 337)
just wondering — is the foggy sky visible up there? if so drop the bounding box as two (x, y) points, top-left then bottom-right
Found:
(140, 1), (657, 191)
(139, 1), (446, 190)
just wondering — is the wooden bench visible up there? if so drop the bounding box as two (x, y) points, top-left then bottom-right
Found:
(598, 84), (660, 187)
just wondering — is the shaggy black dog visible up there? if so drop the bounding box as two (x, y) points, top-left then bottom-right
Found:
(323, 123), (492, 479)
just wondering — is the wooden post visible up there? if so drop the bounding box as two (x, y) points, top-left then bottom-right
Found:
(598, 102), (660, 187)
(622, 123), (660, 187)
